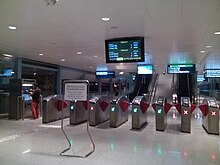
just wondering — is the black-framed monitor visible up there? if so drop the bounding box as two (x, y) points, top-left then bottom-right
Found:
(105, 37), (145, 63)
(167, 64), (195, 74)
(137, 65), (153, 74)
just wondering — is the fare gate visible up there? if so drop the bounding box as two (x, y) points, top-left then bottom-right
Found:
(69, 100), (88, 125)
(42, 95), (69, 123)
(175, 97), (196, 133)
(89, 96), (110, 126)
(152, 97), (171, 131)
(132, 96), (149, 129)
(110, 96), (129, 128)
(199, 97), (219, 135)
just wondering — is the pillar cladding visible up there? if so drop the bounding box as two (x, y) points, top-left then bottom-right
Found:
(9, 79), (22, 119)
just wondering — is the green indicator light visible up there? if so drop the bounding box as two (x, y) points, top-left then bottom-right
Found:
(133, 108), (138, 113)
(111, 107), (115, 112)
(70, 105), (74, 111)
(157, 109), (162, 114)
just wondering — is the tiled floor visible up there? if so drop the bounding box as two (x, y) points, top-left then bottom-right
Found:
(0, 107), (219, 165)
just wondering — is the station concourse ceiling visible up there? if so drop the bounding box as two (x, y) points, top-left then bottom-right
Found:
(0, 0), (220, 75)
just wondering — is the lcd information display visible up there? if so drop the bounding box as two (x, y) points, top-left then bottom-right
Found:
(137, 65), (153, 74)
(204, 69), (220, 77)
(167, 64), (195, 74)
(105, 37), (144, 63)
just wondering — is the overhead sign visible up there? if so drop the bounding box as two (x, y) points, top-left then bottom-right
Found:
(64, 83), (87, 101)
(96, 71), (115, 78)
(167, 64), (195, 74)
(204, 69), (220, 77)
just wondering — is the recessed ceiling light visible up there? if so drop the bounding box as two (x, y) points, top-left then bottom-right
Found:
(206, 45), (212, 48)
(200, 50), (205, 53)
(77, 51), (82, 55)
(2, 53), (13, 57)
(61, 58), (65, 62)
(39, 53), (43, 56)
(94, 55), (98, 58)
(119, 72), (124, 75)
(8, 26), (16, 30)
(102, 17), (110, 22)
(214, 31), (220, 35)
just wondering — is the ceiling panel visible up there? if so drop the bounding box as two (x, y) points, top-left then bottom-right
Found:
(0, 0), (220, 74)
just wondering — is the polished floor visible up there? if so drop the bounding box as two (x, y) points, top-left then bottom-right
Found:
(0, 107), (219, 165)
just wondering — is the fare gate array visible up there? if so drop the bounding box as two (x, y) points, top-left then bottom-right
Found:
(110, 96), (129, 128)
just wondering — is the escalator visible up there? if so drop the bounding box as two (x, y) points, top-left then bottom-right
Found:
(128, 74), (152, 102)
(176, 74), (196, 103)
(153, 74), (173, 103)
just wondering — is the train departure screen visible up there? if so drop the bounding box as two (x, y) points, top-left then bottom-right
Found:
(105, 37), (144, 63)
(167, 64), (195, 74)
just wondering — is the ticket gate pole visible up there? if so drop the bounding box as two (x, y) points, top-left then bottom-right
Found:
(60, 80), (95, 158)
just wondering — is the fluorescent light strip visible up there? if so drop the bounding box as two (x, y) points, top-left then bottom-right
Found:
(23, 83), (33, 87)
(2, 54), (13, 57)
(8, 26), (16, 30)
(214, 31), (220, 35)
(102, 17), (110, 21)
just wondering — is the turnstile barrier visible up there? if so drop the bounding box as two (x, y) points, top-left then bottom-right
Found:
(69, 100), (88, 125)
(180, 97), (191, 133)
(110, 96), (129, 128)
(42, 95), (69, 123)
(199, 97), (219, 135)
(153, 97), (170, 131)
(132, 96), (149, 129)
(89, 96), (110, 126)
(175, 97), (196, 133)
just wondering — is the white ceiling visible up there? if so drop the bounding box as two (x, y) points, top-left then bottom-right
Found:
(0, 0), (220, 75)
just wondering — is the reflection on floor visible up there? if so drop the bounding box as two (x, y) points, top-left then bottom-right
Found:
(0, 106), (219, 165)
